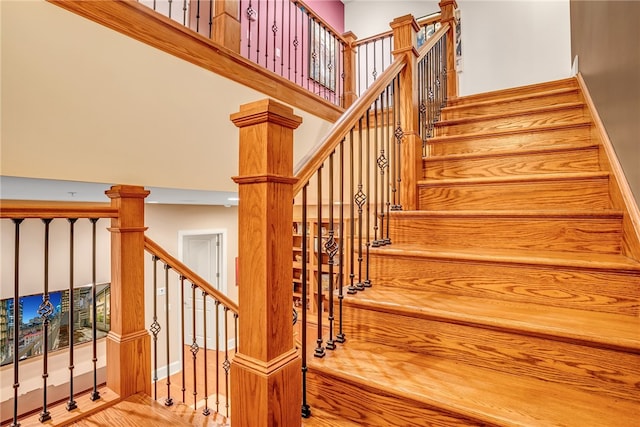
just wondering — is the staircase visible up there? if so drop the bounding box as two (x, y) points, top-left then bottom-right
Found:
(305, 78), (640, 426)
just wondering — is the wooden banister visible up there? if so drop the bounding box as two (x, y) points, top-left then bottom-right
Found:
(0, 200), (118, 219)
(104, 185), (151, 399)
(230, 99), (302, 427)
(144, 236), (239, 313)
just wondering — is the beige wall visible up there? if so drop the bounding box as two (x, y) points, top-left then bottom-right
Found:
(1, 0), (332, 192)
(570, 0), (640, 203)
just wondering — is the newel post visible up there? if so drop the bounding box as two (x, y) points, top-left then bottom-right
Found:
(342, 31), (358, 108)
(213, 0), (241, 53)
(230, 99), (303, 427)
(391, 14), (421, 210)
(439, 0), (459, 99)
(105, 185), (151, 399)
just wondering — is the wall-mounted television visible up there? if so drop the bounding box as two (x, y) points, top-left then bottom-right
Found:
(0, 283), (110, 366)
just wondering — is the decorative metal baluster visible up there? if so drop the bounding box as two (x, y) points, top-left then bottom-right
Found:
(208, 0), (213, 39)
(164, 264), (174, 406)
(372, 96), (381, 247)
(392, 76), (404, 211)
(202, 291), (211, 416)
(309, 17), (316, 92)
(39, 218), (53, 422)
(347, 127), (358, 295)
(280, 0), (285, 76)
(182, 0), (187, 26)
(215, 300), (220, 415)
(384, 86), (392, 244)
(376, 92), (389, 246)
(293, 3), (299, 85)
(195, 0), (201, 34)
(190, 283), (199, 409)
(271, 0), (277, 72)
(223, 306), (231, 418)
(365, 42), (370, 91)
(372, 39), (377, 83)
(234, 312), (238, 354)
(180, 276), (186, 403)
(355, 117), (367, 290)
(255, 1), (261, 63)
(314, 166), (325, 358)
(443, 33), (449, 105)
(247, 0), (254, 61)
(301, 184), (311, 418)
(287, 0), (292, 80)
(11, 218), (23, 427)
(67, 218), (78, 411)
(264, 0), (269, 68)
(90, 218), (101, 401)
(364, 109), (372, 288)
(336, 139), (346, 344)
(168, 0), (173, 19)
(357, 44), (362, 96)
(150, 256), (161, 400)
(325, 151), (338, 350)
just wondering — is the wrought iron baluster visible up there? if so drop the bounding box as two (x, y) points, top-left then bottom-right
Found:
(215, 300), (220, 415)
(301, 184), (311, 418)
(272, 0), (277, 72)
(336, 139), (346, 343)
(384, 86), (392, 244)
(364, 109), (372, 288)
(293, 3), (299, 84)
(280, 0), (285, 76)
(190, 283), (199, 409)
(223, 306), (231, 418)
(348, 127), (358, 295)
(182, 0), (187, 26)
(325, 151), (337, 351)
(180, 276), (186, 403)
(314, 166), (325, 358)
(11, 218), (24, 427)
(202, 291), (211, 416)
(264, 0), (269, 67)
(67, 218), (78, 411)
(208, 0), (213, 39)
(195, 0), (201, 33)
(373, 96), (381, 247)
(39, 218), (53, 422)
(309, 17), (316, 92)
(168, 0), (173, 19)
(90, 218), (101, 401)
(287, 0), (292, 80)
(150, 255), (161, 401)
(164, 264), (174, 406)
(355, 117), (366, 291)
(357, 44), (362, 96)
(392, 76), (404, 211)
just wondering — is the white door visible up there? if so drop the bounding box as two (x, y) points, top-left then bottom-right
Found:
(180, 231), (227, 350)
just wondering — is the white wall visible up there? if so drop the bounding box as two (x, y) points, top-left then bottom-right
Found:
(344, 0), (572, 96)
(1, 0), (332, 193)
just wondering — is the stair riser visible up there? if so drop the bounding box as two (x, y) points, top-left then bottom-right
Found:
(447, 78), (579, 107)
(342, 304), (640, 402)
(369, 253), (639, 316)
(424, 147), (599, 180)
(435, 106), (587, 137)
(441, 91), (582, 120)
(389, 215), (622, 254)
(426, 125), (591, 157)
(306, 369), (487, 426)
(419, 178), (612, 210)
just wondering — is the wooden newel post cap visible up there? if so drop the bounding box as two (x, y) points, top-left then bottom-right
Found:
(230, 99), (302, 130)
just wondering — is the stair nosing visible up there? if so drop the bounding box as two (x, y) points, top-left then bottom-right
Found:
(417, 171), (609, 187)
(369, 245), (640, 273)
(388, 208), (623, 219)
(426, 121), (592, 143)
(343, 289), (640, 353)
(422, 141), (599, 163)
(441, 87), (581, 113)
(435, 102), (586, 127)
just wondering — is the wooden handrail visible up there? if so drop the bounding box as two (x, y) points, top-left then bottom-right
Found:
(293, 0), (348, 43)
(143, 236), (239, 313)
(0, 200), (118, 219)
(354, 12), (441, 47)
(417, 23), (450, 62)
(293, 55), (408, 194)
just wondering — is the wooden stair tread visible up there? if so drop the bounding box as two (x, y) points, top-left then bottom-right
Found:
(309, 341), (640, 427)
(371, 243), (640, 272)
(389, 208), (623, 219)
(427, 121), (591, 144)
(436, 102), (585, 127)
(344, 286), (640, 353)
(418, 171), (609, 187)
(442, 87), (581, 113)
(423, 140), (598, 162)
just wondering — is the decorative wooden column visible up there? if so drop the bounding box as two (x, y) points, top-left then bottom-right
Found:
(439, 0), (459, 99)
(105, 185), (151, 399)
(213, 0), (241, 53)
(342, 31), (358, 108)
(391, 14), (421, 211)
(230, 99), (303, 427)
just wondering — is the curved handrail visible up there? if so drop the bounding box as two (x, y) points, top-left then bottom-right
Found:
(417, 23), (450, 62)
(144, 236), (239, 313)
(0, 200), (117, 219)
(293, 55), (408, 193)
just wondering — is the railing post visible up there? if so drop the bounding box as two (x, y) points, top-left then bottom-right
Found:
(391, 14), (421, 210)
(230, 99), (303, 427)
(439, 0), (458, 99)
(213, 0), (241, 53)
(105, 185), (151, 399)
(342, 31), (358, 108)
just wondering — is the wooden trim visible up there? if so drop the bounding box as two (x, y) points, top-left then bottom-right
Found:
(47, 0), (343, 123)
(294, 57), (408, 194)
(577, 73), (640, 260)
(438, 0), (458, 98)
(0, 200), (117, 219)
(143, 236), (239, 313)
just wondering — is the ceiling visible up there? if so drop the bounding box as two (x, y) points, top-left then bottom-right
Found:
(0, 176), (239, 206)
